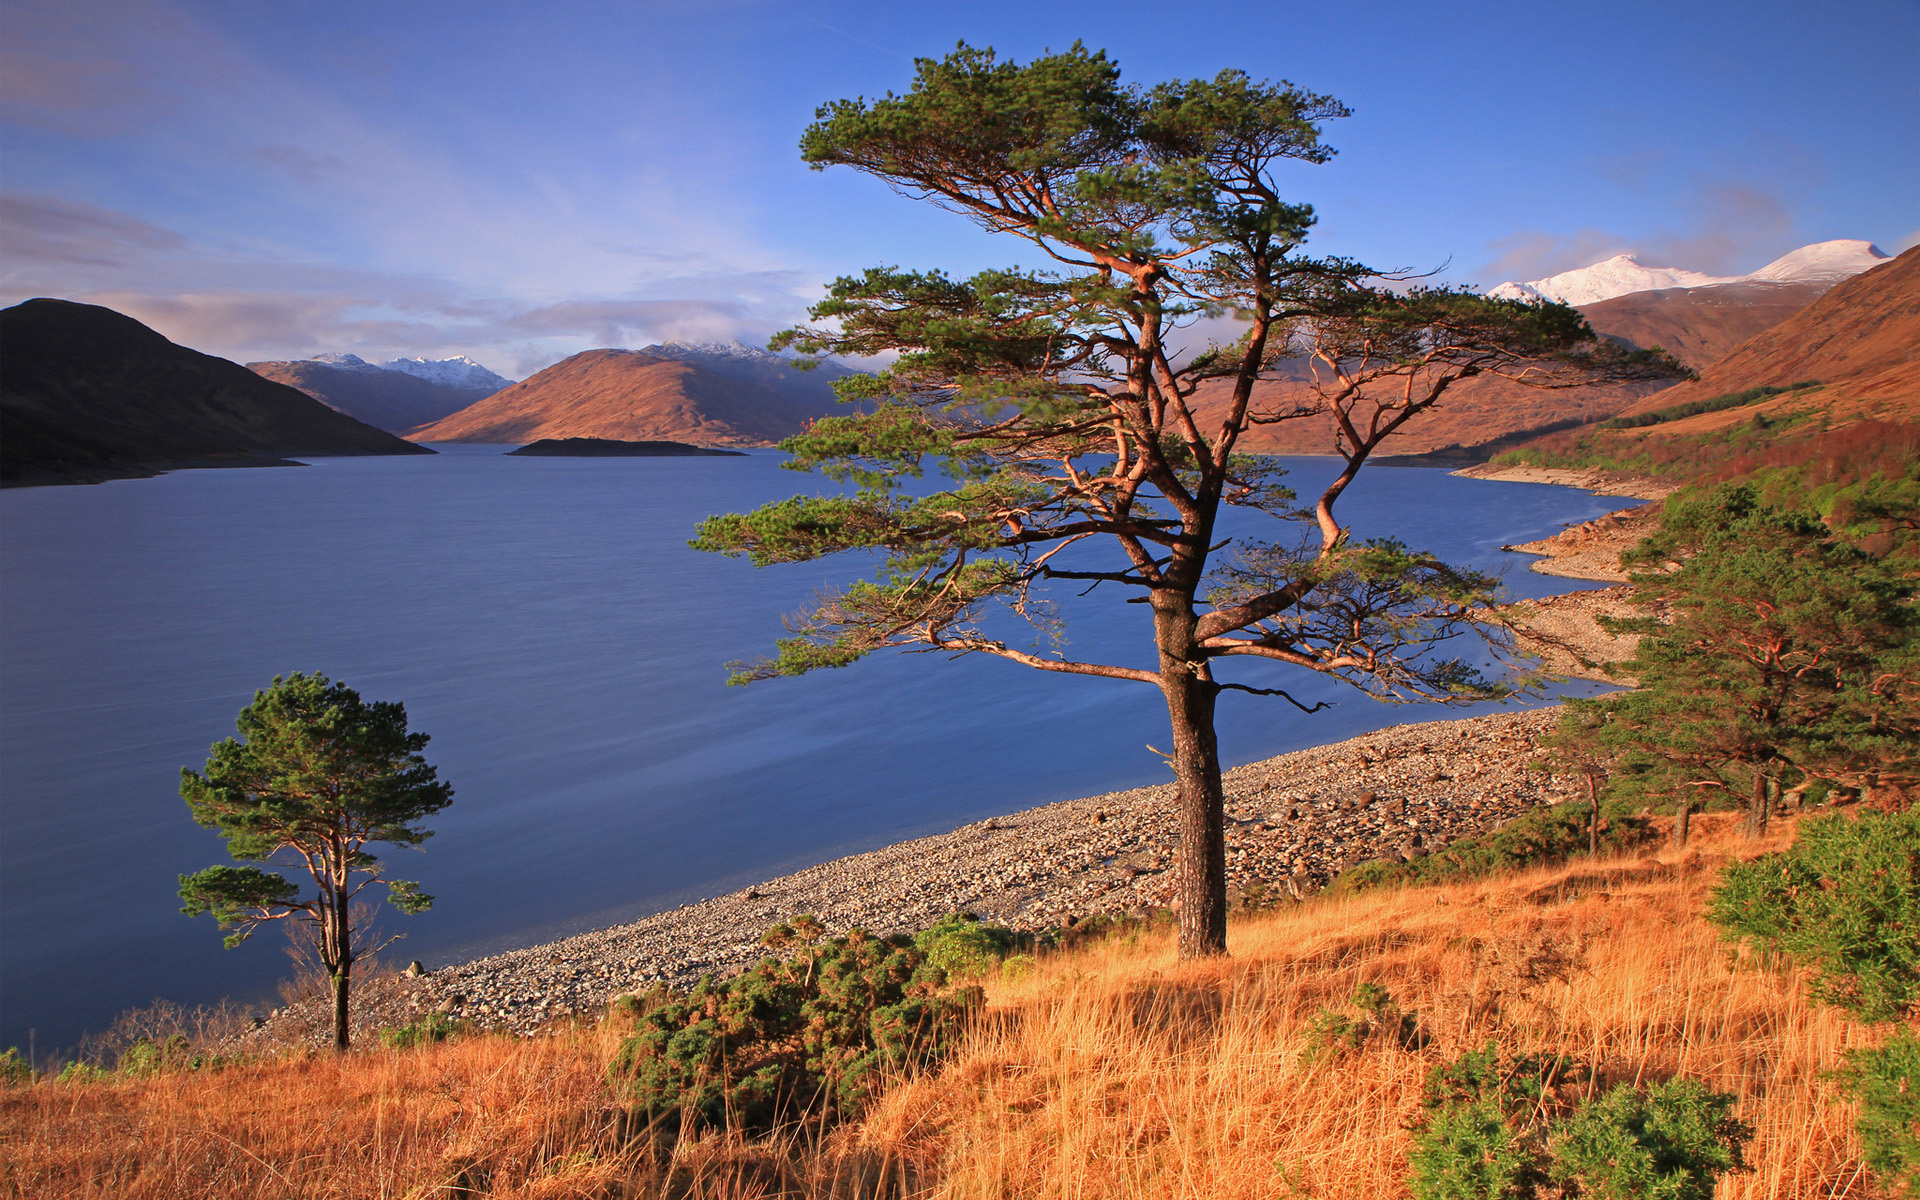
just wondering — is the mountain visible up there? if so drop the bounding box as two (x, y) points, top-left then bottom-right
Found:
(1487, 239), (1889, 306)
(384, 355), (516, 393)
(1602, 244), (1920, 434)
(1576, 281), (1831, 370)
(1, 299), (430, 486)
(247, 353), (500, 433)
(1198, 243), (1897, 458)
(407, 341), (859, 446)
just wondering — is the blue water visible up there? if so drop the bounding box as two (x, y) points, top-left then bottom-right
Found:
(0, 447), (1624, 1054)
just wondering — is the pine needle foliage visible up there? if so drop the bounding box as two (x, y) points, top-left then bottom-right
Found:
(694, 42), (1684, 959)
(177, 673), (451, 1050)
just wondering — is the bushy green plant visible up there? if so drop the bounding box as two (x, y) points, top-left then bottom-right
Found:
(1333, 801), (1656, 894)
(912, 911), (1022, 978)
(55, 1060), (106, 1085)
(1707, 809), (1920, 1020)
(1836, 1025), (1920, 1195)
(609, 922), (981, 1135)
(0, 1047), (34, 1087)
(1410, 1097), (1540, 1200)
(1408, 1042), (1575, 1199)
(117, 1034), (191, 1076)
(1549, 1079), (1750, 1200)
(1408, 1046), (1745, 1199)
(380, 1013), (460, 1050)
(1301, 981), (1424, 1063)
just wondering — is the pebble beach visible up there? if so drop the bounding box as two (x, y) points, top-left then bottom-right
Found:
(250, 471), (1656, 1046)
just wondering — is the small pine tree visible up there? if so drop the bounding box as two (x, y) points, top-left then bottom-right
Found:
(178, 673), (452, 1050)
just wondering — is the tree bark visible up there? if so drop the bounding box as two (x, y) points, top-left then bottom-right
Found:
(1155, 599), (1228, 959)
(1746, 770), (1770, 839)
(1673, 798), (1692, 850)
(332, 967), (351, 1052)
(1586, 774), (1600, 857)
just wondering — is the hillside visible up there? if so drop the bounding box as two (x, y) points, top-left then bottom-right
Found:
(1605, 244), (1920, 436)
(1220, 250), (1912, 460)
(1, 812), (1871, 1198)
(247, 355), (497, 433)
(408, 343), (856, 446)
(1576, 280), (1831, 369)
(0, 299), (431, 486)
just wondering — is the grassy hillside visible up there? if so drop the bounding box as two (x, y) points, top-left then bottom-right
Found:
(1, 813), (1889, 1199)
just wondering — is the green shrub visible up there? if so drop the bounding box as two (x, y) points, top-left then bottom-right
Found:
(1300, 981), (1425, 1063)
(380, 1013), (460, 1050)
(1549, 1079), (1751, 1200)
(0, 1047), (34, 1087)
(55, 1061), (106, 1085)
(1407, 1046), (1746, 1199)
(1408, 1042), (1573, 1199)
(1707, 808), (1920, 1020)
(1410, 1097), (1540, 1200)
(1837, 1025), (1920, 1196)
(1332, 802), (1656, 894)
(118, 1034), (192, 1076)
(912, 911), (1022, 978)
(609, 923), (981, 1135)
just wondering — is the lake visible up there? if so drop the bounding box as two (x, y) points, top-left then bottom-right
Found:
(0, 446), (1624, 1055)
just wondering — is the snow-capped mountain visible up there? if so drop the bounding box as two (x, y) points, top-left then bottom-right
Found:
(310, 352), (390, 374)
(384, 355), (516, 393)
(1743, 240), (1890, 284)
(1487, 239), (1890, 306)
(641, 339), (780, 363)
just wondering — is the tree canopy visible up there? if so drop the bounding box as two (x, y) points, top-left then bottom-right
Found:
(694, 43), (1684, 957)
(178, 672), (452, 1049)
(1552, 485), (1917, 831)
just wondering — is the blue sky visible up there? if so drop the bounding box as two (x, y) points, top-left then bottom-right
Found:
(2, 0), (1915, 378)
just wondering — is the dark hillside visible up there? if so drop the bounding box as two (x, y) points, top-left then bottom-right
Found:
(0, 299), (430, 486)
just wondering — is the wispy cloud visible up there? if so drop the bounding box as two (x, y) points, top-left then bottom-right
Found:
(1473, 179), (1803, 285)
(0, 191), (185, 268)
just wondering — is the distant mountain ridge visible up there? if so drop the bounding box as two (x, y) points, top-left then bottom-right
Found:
(408, 342), (861, 446)
(384, 355), (516, 393)
(1, 298), (429, 486)
(247, 353), (511, 434)
(1487, 239), (1890, 306)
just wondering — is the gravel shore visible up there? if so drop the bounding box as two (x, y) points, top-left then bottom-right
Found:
(282, 708), (1593, 1040)
(248, 471), (1672, 1047)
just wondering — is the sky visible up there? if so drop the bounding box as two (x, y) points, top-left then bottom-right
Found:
(2, 0), (1915, 379)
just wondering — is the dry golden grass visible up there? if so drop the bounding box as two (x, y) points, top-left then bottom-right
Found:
(1, 812), (1878, 1198)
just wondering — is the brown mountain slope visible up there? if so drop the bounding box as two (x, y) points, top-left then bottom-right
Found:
(1193, 363), (1672, 458)
(1577, 280), (1829, 370)
(408, 348), (846, 446)
(247, 359), (492, 433)
(1609, 245), (1920, 436)
(1, 299), (430, 486)
(1194, 281), (1830, 457)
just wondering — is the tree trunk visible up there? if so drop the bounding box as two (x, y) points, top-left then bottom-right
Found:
(1154, 600), (1228, 959)
(1673, 798), (1692, 850)
(327, 883), (355, 1051)
(332, 967), (351, 1052)
(1586, 774), (1600, 857)
(1745, 770), (1770, 839)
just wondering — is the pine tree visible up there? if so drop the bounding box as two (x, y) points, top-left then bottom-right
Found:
(695, 44), (1682, 957)
(178, 673), (452, 1049)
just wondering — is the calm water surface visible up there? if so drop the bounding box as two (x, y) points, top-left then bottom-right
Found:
(0, 446), (1625, 1053)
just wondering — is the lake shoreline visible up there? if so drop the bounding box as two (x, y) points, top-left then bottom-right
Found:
(245, 707), (1590, 1047)
(236, 467), (1669, 1048)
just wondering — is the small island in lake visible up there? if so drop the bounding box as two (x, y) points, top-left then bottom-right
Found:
(505, 437), (746, 457)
